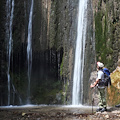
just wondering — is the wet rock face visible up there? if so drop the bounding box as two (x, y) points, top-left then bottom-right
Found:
(0, 1), (8, 106)
(0, 0), (95, 105)
(48, 0), (82, 104)
(31, 0), (80, 104)
(83, 0), (95, 104)
(0, 0), (80, 105)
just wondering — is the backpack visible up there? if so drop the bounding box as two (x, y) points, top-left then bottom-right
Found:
(103, 68), (111, 86)
(98, 68), (111, 87)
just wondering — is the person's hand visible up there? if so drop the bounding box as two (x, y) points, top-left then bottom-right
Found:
(90, 84), (94, 88)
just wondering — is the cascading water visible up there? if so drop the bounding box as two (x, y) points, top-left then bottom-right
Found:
(72, 0), (88, 105)
(6, 0), (14, 106)
(27, 0), (34, 104)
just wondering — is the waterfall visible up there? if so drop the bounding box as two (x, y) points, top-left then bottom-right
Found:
(27, 0), (34, 104)
(72, 0), (88, 105)
(6, 0), (14, 106)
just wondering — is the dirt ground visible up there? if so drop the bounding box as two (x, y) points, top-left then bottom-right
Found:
(0, 105), (120, 120)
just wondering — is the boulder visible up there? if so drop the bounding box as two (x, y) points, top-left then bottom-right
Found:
(107, 59), (120, 106)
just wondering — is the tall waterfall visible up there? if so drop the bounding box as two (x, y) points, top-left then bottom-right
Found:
(72, 0), (88, 105)
(27, 0), (34, 104)
(6, 0), (14, 106)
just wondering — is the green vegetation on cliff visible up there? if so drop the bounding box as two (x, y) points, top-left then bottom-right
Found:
(94, 0), (120, 71)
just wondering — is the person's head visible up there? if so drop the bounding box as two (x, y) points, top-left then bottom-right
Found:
(97, 61), (104, 70)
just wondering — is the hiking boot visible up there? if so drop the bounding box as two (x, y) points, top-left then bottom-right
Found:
(115, 104), (120, 107)
(96, 108), (102, 112)
(100, 107), (107, 112)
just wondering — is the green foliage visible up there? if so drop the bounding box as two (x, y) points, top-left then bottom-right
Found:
(95, 10), (113, 69)
(95, 12), (107, 59)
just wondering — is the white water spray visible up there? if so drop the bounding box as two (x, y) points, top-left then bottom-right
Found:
(27, 0), (34, 104)
(6, 0), (14, 106)
(72, 0), (88, 105)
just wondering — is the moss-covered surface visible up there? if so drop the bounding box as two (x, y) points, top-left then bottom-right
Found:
(31, 80), (63, 104)
(94, 0), (120, 72)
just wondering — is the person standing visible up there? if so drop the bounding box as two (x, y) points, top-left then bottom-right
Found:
(90, 62), (107, 112)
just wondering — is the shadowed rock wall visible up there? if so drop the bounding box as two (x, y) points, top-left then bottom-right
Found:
(0, 0), (80, 105)
(0, 0), (95, 106)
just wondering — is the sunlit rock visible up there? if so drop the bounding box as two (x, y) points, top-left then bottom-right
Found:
(107, 59), (120, 106)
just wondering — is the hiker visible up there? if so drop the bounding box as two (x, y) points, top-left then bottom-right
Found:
(90, 62), (107, 112)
